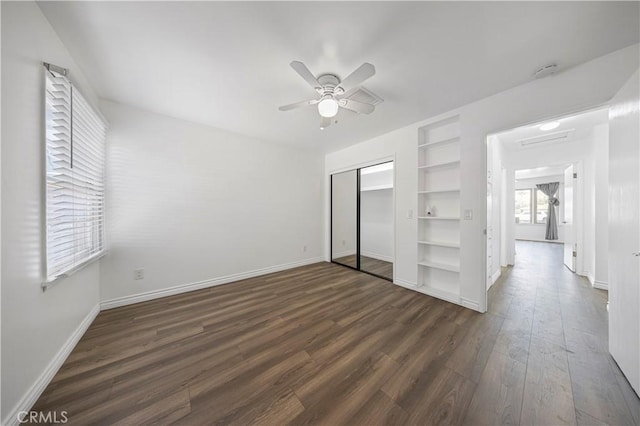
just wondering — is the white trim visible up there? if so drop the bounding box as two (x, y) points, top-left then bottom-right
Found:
(492, 269), (501, 285)
(594, 280), (609, 291)
(394, 278), (416, 290)
(361, 250), (393, 263)
(586, 272), (596, 285)
(416, 286), (460, 305)
(101, 257), (324, 310)
(2, 304), (100, 426)
(460, 297), (482, 312)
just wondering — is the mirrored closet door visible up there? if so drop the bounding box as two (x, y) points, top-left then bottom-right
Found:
(331, 170), (358, 269)
(330, 162), (394, 281)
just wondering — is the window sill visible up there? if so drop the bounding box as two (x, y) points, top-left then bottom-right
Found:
(42, 251), (106, 291)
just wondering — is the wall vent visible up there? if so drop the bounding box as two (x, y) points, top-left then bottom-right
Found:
(345, 86), (384, 106)
(518, 129), (574, 147)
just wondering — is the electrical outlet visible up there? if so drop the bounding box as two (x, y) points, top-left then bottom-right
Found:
(134, 268), (144, 280)
(303, 245), (307, 252)
(342, 240), (346, 246)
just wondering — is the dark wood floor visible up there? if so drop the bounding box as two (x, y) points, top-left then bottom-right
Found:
(32, 241), (639, 425)
(333, 254), (393, 280)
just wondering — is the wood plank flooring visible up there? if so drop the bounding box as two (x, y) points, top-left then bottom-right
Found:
(31, 241), (639, 425)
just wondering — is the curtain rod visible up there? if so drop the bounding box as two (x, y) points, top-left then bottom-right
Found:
(43, 62), (68, 76)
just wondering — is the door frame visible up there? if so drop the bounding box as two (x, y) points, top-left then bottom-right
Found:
(483, 105), (606, 304)
(329, 157), (396, 282)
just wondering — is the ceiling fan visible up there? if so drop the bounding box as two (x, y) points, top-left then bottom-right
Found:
(279, 61), (380, 129)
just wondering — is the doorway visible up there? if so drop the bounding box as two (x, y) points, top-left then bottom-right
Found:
(486, 107), (609, 294)
(331, 161), (394, 281)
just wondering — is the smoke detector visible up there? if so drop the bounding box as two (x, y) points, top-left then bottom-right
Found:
(534, 64), (558, 79)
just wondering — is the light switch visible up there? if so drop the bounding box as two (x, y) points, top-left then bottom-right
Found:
(464, 209), (473, 220)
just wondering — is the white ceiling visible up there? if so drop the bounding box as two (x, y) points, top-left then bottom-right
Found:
(38, 2), (639, 153)
(496, 107), (609, 151)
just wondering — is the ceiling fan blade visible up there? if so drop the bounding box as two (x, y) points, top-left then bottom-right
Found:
(335, 63), (375, 94)
(278, 98), (319, 111)
(339, 99), (375, 115)
(320, 116), (332, 130)
(290, 61), (322, 91)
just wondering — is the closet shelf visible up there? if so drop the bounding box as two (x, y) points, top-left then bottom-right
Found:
(418, 160), (460, 170)
(418, 240), (460, 248)
(418, 260), (460, 273)
(417, 216), (460, 221)
(417, 189), (460, 194)
(418, 136), (460, 149)
(361, 184), (393, 192)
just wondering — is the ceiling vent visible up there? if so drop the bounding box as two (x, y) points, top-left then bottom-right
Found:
(518, 129), (574, 147)
(344, 86), (384, 106)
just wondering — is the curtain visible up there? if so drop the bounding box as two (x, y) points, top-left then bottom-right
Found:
(536, 182), (560, 240)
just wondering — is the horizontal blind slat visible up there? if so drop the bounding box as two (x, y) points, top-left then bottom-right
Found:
(45, 70), (108, 281)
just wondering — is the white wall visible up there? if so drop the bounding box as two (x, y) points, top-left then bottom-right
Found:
(99, 101), (324, 305)
(361, 189), (394, 262)
(593, 123), (610, 288)
(514, 175), (565, 243)
(487, 134), (504, 284)
(331, 170), (357, 258)
(1, 2), (101, 422)
(325, 44), (638, 312)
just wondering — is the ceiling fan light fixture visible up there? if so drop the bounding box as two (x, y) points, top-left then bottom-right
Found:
(318, 96), (339, 118)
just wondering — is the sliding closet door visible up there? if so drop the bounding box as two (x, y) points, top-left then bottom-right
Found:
(331, 170), (358, 269)
(359, 162), (394, 280)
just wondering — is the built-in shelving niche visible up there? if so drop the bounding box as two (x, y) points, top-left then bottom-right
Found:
(417, 115), (461, 303)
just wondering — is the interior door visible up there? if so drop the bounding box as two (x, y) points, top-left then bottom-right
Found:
(608, 69), (640, 394)
(563, 164), (576, 271)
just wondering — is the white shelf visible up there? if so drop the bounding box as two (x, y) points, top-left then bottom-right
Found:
(416, 115), (462, 308)
(418, 260), (460, 273)
(417, 216), (460, 221)
(361, 184), (393, 192)
(417, 189), (460, 194)
(418, 136), (460, 149)
(418, 240), (460, 248)
(418, 160), (460, 170)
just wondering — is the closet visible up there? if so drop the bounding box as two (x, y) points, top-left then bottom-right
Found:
(331, 162), (394, 281)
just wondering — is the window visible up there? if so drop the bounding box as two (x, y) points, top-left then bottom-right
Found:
(515, 189), (532, 223)
(535, 190), (549, 224)
(45, 68), (107, 282)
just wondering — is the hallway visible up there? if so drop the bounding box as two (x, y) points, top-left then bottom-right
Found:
(486, 240), (639, 425)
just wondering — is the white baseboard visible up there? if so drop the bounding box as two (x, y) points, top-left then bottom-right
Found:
(101, 257), (324, 310)
(415, 285), (460, 305)
(491, 269), (501, 285)
(460, 297), (482, 312)
(586, 272), (595, 285)
(594, 280), (609, 291)
(393, 278), (416, 290)
(2, 304), (100, 426)
(360, 251), (393, 263)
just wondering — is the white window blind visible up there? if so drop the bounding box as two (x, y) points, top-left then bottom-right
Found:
(45, 69), (107, 282)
